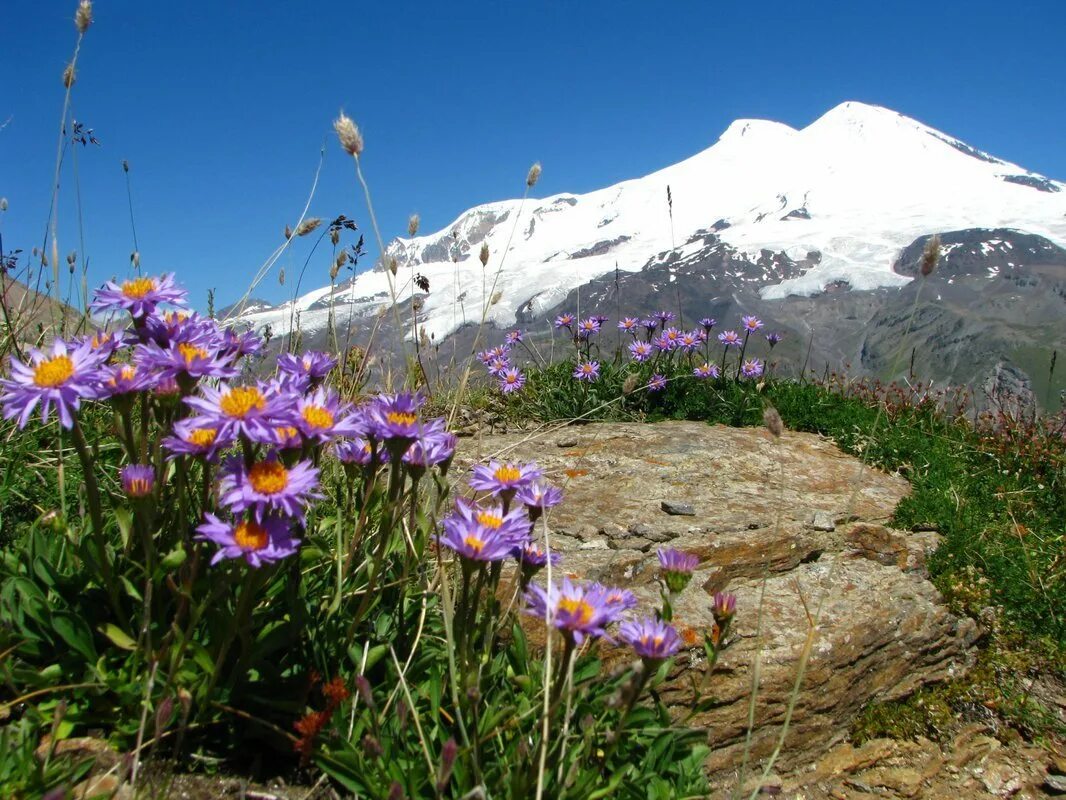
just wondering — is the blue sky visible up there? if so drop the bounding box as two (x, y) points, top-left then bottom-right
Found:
(3, 0), (1064, 310)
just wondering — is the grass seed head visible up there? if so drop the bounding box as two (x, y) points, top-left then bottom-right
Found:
(479, 242), (490, 267)
(75, 1), (92, 34)
(295, 218), (322, 237)
(920, 234), (941, 277)
(763, 406), (784, 438)
(526, 161), (542, 188)
(333, 111), (364, 157)
(63, 63), (76, 88)
(408, 214), (420, 237)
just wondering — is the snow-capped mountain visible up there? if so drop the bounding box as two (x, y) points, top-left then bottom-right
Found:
(232, 101), (1066, 346)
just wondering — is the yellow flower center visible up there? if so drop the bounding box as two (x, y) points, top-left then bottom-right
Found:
(476, 511), (503, 529)
(558, 598), (594, 626)
(90, 332), (111, 349)
(493, 465), (521, 484)
(276, 426), (299, 442)
(33, 355), (75, 388)
(505, 374), (518, 383)
(164, 311), (188, 324)
(248, 461), (289, 494)
(463, 535), (486, 554)
(178, 342), (207, 364)
(386, 411), (417, 427)
(301, 405), (334, 430)
(187, 427), (217, 447)
(233, 521), (269, 551)
(127, 477), (152, 497)
(219, 386), (265, 418)
(121, 277), (156, 299)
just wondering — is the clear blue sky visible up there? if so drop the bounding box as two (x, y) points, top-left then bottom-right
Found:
(3, 0), (1064, 311)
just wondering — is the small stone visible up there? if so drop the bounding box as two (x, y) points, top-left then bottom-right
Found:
(628, 523), (654, 537)
(556, 436), (579, 448)
(1045, 773), (1066, 795)
(911, 522), (939, 532)
(661, 500), (695, 516)
(807, 511), (836, 531)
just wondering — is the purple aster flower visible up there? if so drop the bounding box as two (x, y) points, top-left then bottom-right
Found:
(619, 617), (682, 662)
(80, 328), (131, 359)
(554, 313), (575, 330)
(698, 317), (717, 332)
(741, 315), (764, 333)
(119, 464), (155, 499)
(617, 317), (640, 335)
(514, 480), (564, 517)
(524, 578), (626, 645)
(628, 341), (653, 362)
(469, 460), (541, 496)
(652, 334), (673, 353)
(476, 349), (496, 366)
(403, 419), (457, 471)
(220, 327), (263, 360)
(658, 547), (699, 593)
(593, 315), (609, 325)
(712, 591), (737, 624)
(765, 332), (783, 348)
(573, 361), (600, 382)
(437, 499), (531, 563)
(576, 318), (601, 339)
(90, 273), (188, 319)
(184, 381), (296, 444)
(96, 363), (158, 398)
(499, 367), (526, 394)
(142, 309), (212, 346)
(134, 340), (237, 382)
(741, 359), (764, 379)
(519, 542), (560, 570)
(598, 584), (639, 613)
(487, 357), (510, 377)
(163, 418), (234, 461)
(196, 513), (300, 567)
(334, 437), (378, 466)
(693, 362), (720, 380)
(365, 392), (426, 447)
(154, 376), (181, 399)
(218, 455), (321, 522)
(647, 373), (667, 392)
(272, 424), (304, 450)
(277, 351), (337, 383)
(1, 338), (106, 429)
(296, 387), (363, 444)
(505, 329), (523, 345)
(718, 330), (741, 347)
(655, 311), (676, 324)
(640, 318), (659, 335)
(678, 330), (701, 353)
(661, 327), (682, 349)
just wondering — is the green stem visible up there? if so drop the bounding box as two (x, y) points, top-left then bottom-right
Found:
(69, 418), (120, 614)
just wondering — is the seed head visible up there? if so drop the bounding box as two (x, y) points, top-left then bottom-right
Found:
(75, 1), (92, 34)
(122, 159), (129, 173)
(66, 250), (77, 267)
(763, 406), (784, 438)
(389, 257), (398, 275)
(490, 291), (502, 306)
(479, 242), (490, 267)
(330, 227), (340, 246)
(284, 224), (293, 241)
(622, 373), (639, 395)
(920, 235), (940, 277)
(408, 214), (420, 237)
(278, 267), (286, 286)
(131, 251), (140, 269)
(526, 161), (542, 188)
(333, 111), (364, 157)
(335, 251), (348, 270)
(295, 218), (322, 237)
(63, 63), (76, 88)
(330, 263), (340, 281)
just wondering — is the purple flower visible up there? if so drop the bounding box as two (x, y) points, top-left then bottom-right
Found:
(576, 318), (601, 339)
(554, 313), (575, 330)
(90, 273), (187, 319)
(647, 373), (667, 392)
(765, 332), (782, 348)
(598, 584), (639, 613)
(617, 317), (640, 335)
(184, 382), (295, 444)
(334, 437), (377, 466)
(519, 542), (560, 570)
(402, 419), (456, 470)
(272, 424), (304, 450)
(366, 392), (426, 446)
(142, 310), (213, 346)
(524, 578), (626, 644)
(619, 617), (682, 661)
(119, 464), (155, 499)
(640, 318), (659, 335)
(654, 311), (676, 324)
(1, 338), (105, 429)
(717, 330), (741, 347)
(296, 387), (363, 444)
(573, 361), (600, 382)
(678, 330), (701, 353)
(741, 358), (764, 379)
(658, 547), (699, 593)
(514, 480), (564, 515)
(277, 351), (337, 382)
(437, 499), (531, 562)
(693, 362), (720, 379)
(487, 357), (510, 377)
(661, 327), (682, 349)
(499, 367), (526, 394)
(469, 460), (541, 496)
(220, 328), (263, 360)
(196, 513), (300, 567)
(505, 329), (523, 345)
(741, 315), (763, 333)
(163, 418), (234, 461)
(698, 317), (717, 332)
(96, 363), (158, 398)
(628, 341), (653, 363)
(218, 455), (321, 522)
(134, 340), (236, 382)
(593, 315), (609, 325)
(80, 328), (130, 359)
(712, 591), (737, 624)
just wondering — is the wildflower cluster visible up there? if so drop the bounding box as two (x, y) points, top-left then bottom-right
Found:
(476, 331), (527, 394)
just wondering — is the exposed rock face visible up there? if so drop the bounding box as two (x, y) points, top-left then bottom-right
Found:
(456, 421), (978, 781)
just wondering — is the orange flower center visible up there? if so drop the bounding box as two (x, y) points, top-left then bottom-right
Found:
(301, 405), (334, 430)
(164, 311), (188, 324)
(187, 427), (217, 447)
(178, 342), (207, 364)
(121, 277), (156, 299)
(90, 333), (111, 349)
(476, 511), (503, 529)
(248, 461), (288, 494)
(505, 374), (518, 383)
(33, 355), (75, 388)
(386, 411), (417, 427)
(276, 426), (299, 442)
(463, 535), (486, 554)
(493, 465), (521, 483)
(233, 520), (269, 551)
(219, 386), (265, 418)
(127, 477), (152, 497)
(558, 598), (594, 626)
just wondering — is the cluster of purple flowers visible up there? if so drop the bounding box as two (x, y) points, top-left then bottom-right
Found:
(476, 336), (526, 394)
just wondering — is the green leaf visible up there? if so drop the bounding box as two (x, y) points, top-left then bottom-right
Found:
(160, 545), (187, 571)
(114, 507), (133, 549)
(51, 611), (97, 663)
(99, 623), (136, 651)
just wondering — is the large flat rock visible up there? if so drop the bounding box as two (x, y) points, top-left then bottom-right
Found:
(456, 421), (978, 782)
